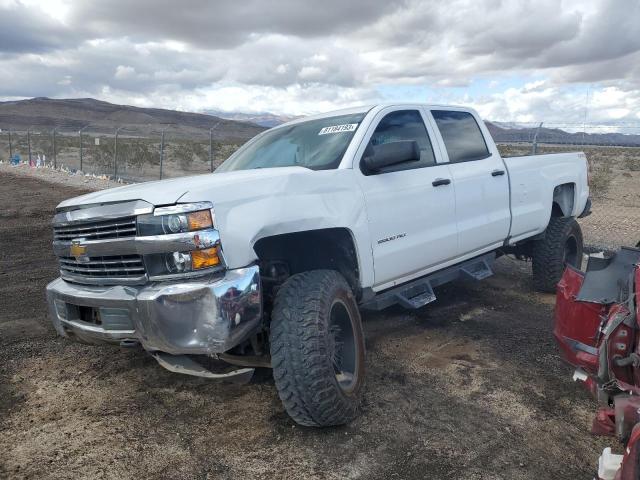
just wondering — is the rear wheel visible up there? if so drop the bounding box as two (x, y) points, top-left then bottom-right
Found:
(532, 216), (584, 293)
(270, 270), (365, 427)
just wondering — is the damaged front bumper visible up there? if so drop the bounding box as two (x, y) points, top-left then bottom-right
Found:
(46, 265), (262, 356)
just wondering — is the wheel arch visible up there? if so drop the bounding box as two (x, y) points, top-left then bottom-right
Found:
(551, 182), (576, 217)
(253, 227), (363, 296)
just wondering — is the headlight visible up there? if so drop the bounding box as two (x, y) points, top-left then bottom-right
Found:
(166, 251), (192, 273)
(137, 209), (213, 236)
(138, 202), (222, 279)
(146, 247), (221, 277)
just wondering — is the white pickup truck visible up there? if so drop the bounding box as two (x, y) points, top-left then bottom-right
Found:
(47, 103), (590, 426)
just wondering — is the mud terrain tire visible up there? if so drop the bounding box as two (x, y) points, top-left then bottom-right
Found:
(532, 216), (583, 293)
(270, 270), (365, 427)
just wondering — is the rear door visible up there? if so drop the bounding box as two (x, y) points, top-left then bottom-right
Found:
(353, 107), (458, 289)
(429, 109), (511, 256)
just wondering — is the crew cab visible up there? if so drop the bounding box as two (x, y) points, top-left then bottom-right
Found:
(46, 103), (591, 426)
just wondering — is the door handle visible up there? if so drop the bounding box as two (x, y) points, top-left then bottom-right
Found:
(491, 169), (506, 177)
(432, 178), (451, 187)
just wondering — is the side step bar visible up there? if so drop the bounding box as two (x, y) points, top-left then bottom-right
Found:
(152, 352), (254, 384)
(361, 253), (495, 311)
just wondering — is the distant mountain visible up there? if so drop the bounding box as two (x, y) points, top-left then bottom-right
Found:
(491, 121), (533, 130)
(205, 109), (300, 128)
(0, 97), (265, 143)
(485, 121), (640, 147)
(2, 98), (638, 147)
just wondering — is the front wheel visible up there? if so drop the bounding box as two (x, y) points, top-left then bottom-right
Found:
(532, 216), (584, 293)
(270, 270), (365, 427)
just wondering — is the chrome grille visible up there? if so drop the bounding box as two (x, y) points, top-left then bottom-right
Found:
(59, 255), (146, 282)
(53, 217), (137, 241)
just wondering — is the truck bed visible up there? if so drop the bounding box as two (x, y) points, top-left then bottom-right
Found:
(503, 152), (590, 244)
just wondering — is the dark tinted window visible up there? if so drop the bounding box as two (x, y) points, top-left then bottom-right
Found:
(365, 110), (436, 173)
(432, 110), (490, 163)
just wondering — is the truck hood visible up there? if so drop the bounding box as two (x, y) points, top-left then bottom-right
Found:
(55, 166), (368, 275)
(57, 167), (310, 209)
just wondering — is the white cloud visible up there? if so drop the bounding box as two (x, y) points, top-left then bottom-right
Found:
(195, 84), (377, 116)
(114, 65), (136, 79)
(0, 0), (638, 124)
(459, 83), (640, 125)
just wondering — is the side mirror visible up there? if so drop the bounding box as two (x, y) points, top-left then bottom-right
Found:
(362, 140), (420, 173)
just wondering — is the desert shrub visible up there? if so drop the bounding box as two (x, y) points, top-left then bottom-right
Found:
(496, 143), (532, 157)
(623, 152), (640, 171)
(589, 162), (613, 198)
(119, 138), (157, 169)
(166, 141), (207, 170)
(91, 142), (115, 171)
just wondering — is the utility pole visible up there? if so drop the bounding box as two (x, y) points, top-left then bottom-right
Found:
(582, 85), (590, 145)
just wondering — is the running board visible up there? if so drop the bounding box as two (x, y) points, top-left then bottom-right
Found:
(152, 352), (254, 384)
(361, 253), (495, 311)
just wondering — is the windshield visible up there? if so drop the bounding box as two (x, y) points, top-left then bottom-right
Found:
(217, 113), (366, 172)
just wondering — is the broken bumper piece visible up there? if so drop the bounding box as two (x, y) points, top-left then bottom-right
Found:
(152, 352), (254, 383)
(46, 265), (262, 356)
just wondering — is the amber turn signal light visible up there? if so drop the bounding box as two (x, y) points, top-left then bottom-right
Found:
(191, 247), (220, 269)
(187, 210), (213, 231)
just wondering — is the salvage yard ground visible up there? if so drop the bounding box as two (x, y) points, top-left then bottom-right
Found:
(0, 153), (638, 479)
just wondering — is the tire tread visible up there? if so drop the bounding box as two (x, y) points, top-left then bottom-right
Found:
(532, 216), (583, 293)
(270, 270), (364, 427)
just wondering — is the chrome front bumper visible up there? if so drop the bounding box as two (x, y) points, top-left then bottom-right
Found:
(46, 265), (262, 355)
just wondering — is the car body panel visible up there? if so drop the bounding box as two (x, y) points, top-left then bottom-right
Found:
(554, 247), (640, 480)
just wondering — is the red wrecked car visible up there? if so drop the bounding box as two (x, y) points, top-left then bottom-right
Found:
(555, 245), (640, 480)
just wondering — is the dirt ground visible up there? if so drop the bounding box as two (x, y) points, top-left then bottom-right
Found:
(0, 171), (619, 480)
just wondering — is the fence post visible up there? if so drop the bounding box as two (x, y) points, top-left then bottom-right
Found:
(52, 127), (57, 168)
(209, 122), (220, 172)
(532, 122), (543, 155)
(27, 127), (32, 165)
(113, 126), (123, 180)
(209, 127), (213, 172)
(159, 130), (165, 180)
(79, 125), (89, 171)
(8, 128), (12, 159)
(79, 129), (83, 171)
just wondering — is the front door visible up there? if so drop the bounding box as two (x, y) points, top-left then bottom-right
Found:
(354, 108), (458, 289)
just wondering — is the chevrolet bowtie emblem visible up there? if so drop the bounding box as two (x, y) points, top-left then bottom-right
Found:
(70, 240), (88, 261)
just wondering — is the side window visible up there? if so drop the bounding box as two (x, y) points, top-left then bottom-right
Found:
(363, 110), (436, 174)
(432, 110), (490, 163)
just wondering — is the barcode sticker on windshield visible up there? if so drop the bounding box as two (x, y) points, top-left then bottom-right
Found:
(318, 124), (358, 135)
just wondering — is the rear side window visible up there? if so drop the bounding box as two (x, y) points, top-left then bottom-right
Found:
(432, 110), (490, 163)
(366, 110), (436, 173)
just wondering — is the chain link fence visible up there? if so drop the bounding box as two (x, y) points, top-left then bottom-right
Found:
(0, 124), (243, 181)
(489, 121), (640, 149)
(1, 121), (639, 251)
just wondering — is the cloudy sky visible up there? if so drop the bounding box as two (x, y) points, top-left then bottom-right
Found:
(0, 0), (639, 123)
